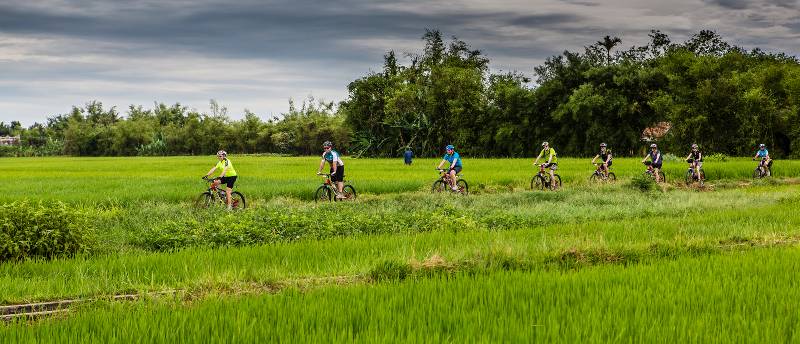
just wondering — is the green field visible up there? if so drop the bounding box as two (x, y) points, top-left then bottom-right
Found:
(2, 156), (799, 342)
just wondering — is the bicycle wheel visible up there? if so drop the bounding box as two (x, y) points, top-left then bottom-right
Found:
(230, 191), (246, 209)
(753, 167), (763, 179)
(531, 175), (544, 190)
(607, 172), (616, 182)
(195, 192), (215, 208)
(657, 171), (666, 183)
(337, 185), (357, 201)
(589, 173), (599, 183)
(456, 179), (469, 195)
(314, 185), (332, 202)
(551, 174), (562, 190)
(685, 170), (694, 185)
(431, 180), (447, 193)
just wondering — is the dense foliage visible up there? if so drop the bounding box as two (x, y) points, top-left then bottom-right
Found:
(2, 30), (798, 157)
(0, 201), (94, 261)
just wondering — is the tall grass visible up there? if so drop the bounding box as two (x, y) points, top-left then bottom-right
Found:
(4, 248), (799, 342)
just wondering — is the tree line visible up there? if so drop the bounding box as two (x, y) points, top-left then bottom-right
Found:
(2, 29), (799, 158)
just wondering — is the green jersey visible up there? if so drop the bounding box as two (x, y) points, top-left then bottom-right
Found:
(214, 159), (237, 177)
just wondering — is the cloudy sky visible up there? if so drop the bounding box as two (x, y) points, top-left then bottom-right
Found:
(1, 0), (798, 125)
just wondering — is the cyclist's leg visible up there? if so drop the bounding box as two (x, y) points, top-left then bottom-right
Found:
(448, 170), (457, 189)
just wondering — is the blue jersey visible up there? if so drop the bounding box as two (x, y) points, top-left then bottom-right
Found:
(648, 150), (663, 165)
(443, 152), (462, 167)
(757, 149), (769, 158)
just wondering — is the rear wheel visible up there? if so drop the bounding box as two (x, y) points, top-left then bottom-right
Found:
(230, 191), (246, 209)
(336, 185), (357, 201)
(531, 175), (544, 190)
(431, 180), (446, 193)
(456, 179), (469, 195)
(195, 192), (215, 208)
(589, 172), (599, 183)
(315, 186), (332, 202)
(551, 174), (562, 191)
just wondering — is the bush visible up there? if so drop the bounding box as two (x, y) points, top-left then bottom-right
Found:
(628, 173), (656, 192)
(705, 153), (728, 162)
(0, 201), (94, 261)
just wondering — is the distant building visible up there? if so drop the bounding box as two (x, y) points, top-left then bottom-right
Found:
(642, 122), (671, 142)
(0, 136), (20, 146)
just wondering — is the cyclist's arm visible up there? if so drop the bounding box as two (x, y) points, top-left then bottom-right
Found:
(686, 153), (692, 161)
(642, 153), (648, 163)
(533, 152), (543, 165)
(698, 152), (702, 161)
(437, 159), (446, 169)
(655, 153), (661, 164)
(591, 155), (599, 164)
(205, 166), (217, 177)
(605, 153), (612, 164)
(449, 157), (457, 170)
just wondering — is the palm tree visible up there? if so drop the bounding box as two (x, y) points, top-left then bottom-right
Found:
(597, 35), (622, 64)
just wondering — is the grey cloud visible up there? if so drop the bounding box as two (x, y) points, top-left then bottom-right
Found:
(703, 0), (751, 9)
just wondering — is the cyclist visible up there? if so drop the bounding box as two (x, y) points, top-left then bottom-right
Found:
(436, 144), (462, 191)
(203, 150), (238, 210)
(642, 143), (663, 182)
(753, 143), (772, 176)
(317, 141), (346, 199)
(685, 143), (703, 181)
(533, 141), (558, 184)
(591, 143), (612, 177)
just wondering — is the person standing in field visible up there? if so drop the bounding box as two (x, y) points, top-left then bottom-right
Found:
(404, 147), (413, 165)
(317, 141), (346, 199)
(436, 144), (462, 191)
(203, 150), (238, 210)
(591, 143), (612, 177)
(533, 141), (558, 183)
(642, 143), (663, 182)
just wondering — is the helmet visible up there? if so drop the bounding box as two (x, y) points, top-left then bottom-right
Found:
(322, 141), (333, 148)
(445, 144), (454, 151)
(650, 143), (657, 148)
(600, 143), (607, 147)
(691, 143), (698, 149)
(216, 150), (227, 158)
(759, 143), (766, 148)
(541, 141), (549, 147)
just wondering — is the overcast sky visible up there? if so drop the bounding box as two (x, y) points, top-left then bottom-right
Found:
(1, 0), (798, 125)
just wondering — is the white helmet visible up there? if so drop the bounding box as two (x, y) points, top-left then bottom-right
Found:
(216, 150), (227, 158)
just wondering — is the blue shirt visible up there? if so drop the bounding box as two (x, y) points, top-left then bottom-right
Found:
(404, 150), (413, 163)
(757, 149), (769, 158)
(443, 152), (462, 167)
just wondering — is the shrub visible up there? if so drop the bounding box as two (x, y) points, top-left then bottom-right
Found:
(0, 201), (94, 261)
(628, 173), (656, 192)
(704, 153), (728, 162)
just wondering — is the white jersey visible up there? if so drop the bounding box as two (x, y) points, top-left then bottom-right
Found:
(323, 150), (344, 166)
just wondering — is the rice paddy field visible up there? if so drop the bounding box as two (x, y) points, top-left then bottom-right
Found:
(2, 155), (800, 342)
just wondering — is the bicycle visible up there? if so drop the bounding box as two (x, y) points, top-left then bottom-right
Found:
(684, 159), (705, 186)
(315, 173), (357, 202)
(531, 164), (561, 191)
(432, 169), (468, 195)
(589, 163), (616, 183)
(643, 161), (666, 183)
(196, 176), (246, 209)
(752, 158), (772, 179)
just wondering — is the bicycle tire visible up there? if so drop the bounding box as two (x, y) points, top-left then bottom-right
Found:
(531, 175), (544, 190)
(607, 172), (616, 182)
(314, 185), (332, 202)
(685, 169), (694, 185)
(589, 173), (599, 183)
(753, 167), (763, 179)
(551, 174), (562, 191)
(658, 171), (666, 183)
(336, 185), (357, 201)
(195, 192), (215, 208)
(456, 179), (468, 195)
(431, 180), (447, 193)
(231, 191), (246, 209)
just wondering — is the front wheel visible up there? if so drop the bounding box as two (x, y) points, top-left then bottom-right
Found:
(336, 185), (357, 201)
(456, 179), (469, 195)
(657, 171), (666, 183)
(230, 191), (246, 209)
(589, 172), (599, 183)
(531, 175), (544, 191)
(753, 167), (764, 179)
(431, 180), (446, 193)
(315, 185), (332, 202)
(685, 169), (694, 185)
(195, 192), (215, 208)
